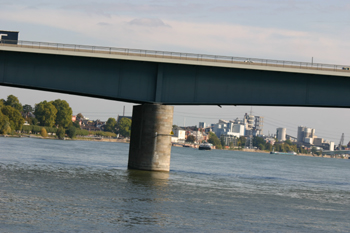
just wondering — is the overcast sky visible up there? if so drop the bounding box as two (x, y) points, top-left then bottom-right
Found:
(1, 0), (350, 143)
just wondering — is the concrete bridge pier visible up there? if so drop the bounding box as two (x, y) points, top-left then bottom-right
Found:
(128, 104), (174, 172)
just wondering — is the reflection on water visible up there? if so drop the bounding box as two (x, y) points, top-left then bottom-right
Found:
(126, 169), (169, 188)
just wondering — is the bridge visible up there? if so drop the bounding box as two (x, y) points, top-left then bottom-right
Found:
(1, 39), (350, 171)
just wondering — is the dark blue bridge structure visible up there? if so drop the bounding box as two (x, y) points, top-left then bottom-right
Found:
(1, 40), (350, 171)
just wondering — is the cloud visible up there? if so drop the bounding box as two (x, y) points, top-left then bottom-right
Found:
(97, 22), (110, 26)
(0, 3), (349, 65)
(128, 18), (171, 28)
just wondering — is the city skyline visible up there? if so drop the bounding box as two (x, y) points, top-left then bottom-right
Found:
(1, 0), (350, 143)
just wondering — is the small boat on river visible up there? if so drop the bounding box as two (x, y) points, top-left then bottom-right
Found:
(270, 151), (297, 155)
(199, 142), (212, 150)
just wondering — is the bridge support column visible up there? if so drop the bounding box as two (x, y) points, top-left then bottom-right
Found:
(128, 104), (174, 172)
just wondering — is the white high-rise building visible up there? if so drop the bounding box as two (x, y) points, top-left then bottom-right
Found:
(198, 122), (206, 129)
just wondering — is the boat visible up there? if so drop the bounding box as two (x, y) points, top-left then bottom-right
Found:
(270, 147), (296, 155)
(270, 151), (297, 155)
(199, 142), (212, 150)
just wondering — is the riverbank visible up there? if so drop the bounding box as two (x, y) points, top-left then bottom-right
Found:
(2, 135), (348, 159)
(0, 134), (130, 143)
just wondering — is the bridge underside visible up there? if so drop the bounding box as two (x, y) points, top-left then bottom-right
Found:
(1, 47), (350, 171)
(1, 49), (350, 107)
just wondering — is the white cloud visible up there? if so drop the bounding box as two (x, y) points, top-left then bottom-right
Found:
(0, 4), (349, 64)
(128, 18), (171, 28)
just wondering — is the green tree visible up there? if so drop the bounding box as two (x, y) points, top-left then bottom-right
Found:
(0, 111), (11, 134)
(258, 143), (265, 150)
(4, 95), (22, 112)
(51, 99), (73, 128)
(29, 116), (39, 125)
(23, 104), (33, 117)
(186, 135), (196, 143)
(229, 141), (234, 149)
(105, 118), (117, 133)
(76, 129), (89, 136)
(66, 126), (76, 139)
(118, 118), (132, 137)
(285, 139), (293, 145)
(220, 136), (226, 148)
(208, 132), (222, 149)
(72, 120), (81, 129)
(57, 127), (65, 139)
(34, 101), (57, 127)
(1, 105), (25, 131)
(265, 142), (273, 151)
(237, 136), (246, 147)
(40, 127), (48, 137)
(76, 113), (84, 121)
(253, 136), (266, 148)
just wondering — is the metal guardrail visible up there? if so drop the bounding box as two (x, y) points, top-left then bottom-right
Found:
(0, 39), (349, 72)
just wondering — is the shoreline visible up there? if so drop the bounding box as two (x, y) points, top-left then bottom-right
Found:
(0, 134), (130, 143)
(2, 135), (348, 159)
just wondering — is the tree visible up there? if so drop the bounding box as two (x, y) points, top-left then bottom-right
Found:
(34, 101), (57, 127)
(118, 118), (132, 137)
(1, 105), (25, 131)
(229, 141), (234, 149)
(265, 142), (273, 151)
(23, 104), (33, 117)
(51, 99), (73, 128)
(220, 136), (226, 148)
(57, 127), (65, 139)
(186, 135), (196, 143)
(253, 136), (266, 148)
(285, 139), (293, 145)
(40, 127), (48, 137)
(105, 118), (117, 133)
(0, 111), (11, 134)
(4, 95), (22, 112)
(237, 136), (246, 147)
(66, 126), (76, 139)
(208, 132), (222, 149)
(72, 120), (80, 129)
(76, 113), (84, 121)
(258, 143), (265, 150)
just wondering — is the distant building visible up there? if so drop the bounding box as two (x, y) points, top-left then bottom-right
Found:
(198, 122), (206, 129)
(213, 121), (245, 138)
(313, 138), (324, 146)
(276, 128), (286, 141)
(297, 126), (315, 143)
(171, 128), (186, 143)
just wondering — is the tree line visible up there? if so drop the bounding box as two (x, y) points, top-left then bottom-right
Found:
(0, 94), (131, 139)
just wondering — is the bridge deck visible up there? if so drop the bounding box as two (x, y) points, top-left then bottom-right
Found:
(2, 39), (350, 106)
(1, 40), (349, 77)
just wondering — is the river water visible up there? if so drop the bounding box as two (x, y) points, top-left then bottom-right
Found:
(0, 137), (349, 232)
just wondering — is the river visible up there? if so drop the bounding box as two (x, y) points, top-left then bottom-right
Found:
(0, 137), (349, 232)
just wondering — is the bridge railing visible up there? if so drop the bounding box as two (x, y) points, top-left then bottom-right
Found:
(0, 39), (349, 73)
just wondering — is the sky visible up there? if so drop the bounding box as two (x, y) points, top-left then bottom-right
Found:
(1, 0), (350, 143)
